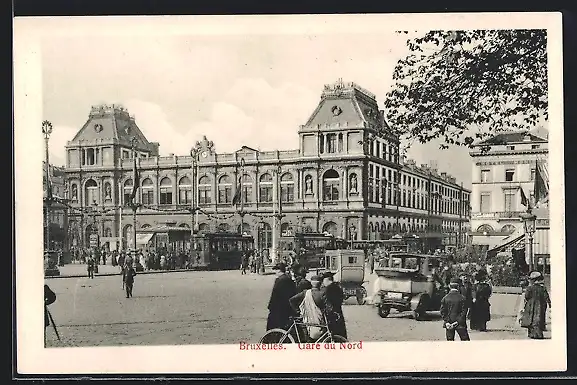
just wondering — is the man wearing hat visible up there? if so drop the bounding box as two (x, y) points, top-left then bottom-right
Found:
(470, 269), (492, 331)
(293, 264), (312, 293)
(321, 271), (347, 339)
(266, 262), (297, 331)
(289, 275), (325, 341)
(440, 277), (470, 341)
(520, 271), (551, 339)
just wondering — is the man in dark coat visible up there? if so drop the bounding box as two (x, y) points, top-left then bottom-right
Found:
(266, 262), (297, 331)
(470, 270), (492, 331)
(124, 265), (137, 298)
(521, 271), (551, 339)
(321, 271), (347, 339)
(440, 278), (470, 341)
(294, 265), (312, 293)
(44, 284), (56, 332)
(87, 256), (95, 279)
(458, 274), (474, 319)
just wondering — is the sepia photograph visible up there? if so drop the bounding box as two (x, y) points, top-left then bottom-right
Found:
(14, 13), (565, 374)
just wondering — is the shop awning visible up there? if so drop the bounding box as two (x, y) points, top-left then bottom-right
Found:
(487, 230), (524, 259)
(135, 233), (154, 245)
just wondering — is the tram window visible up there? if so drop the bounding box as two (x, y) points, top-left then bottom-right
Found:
(405, 258), (418, 269)
(348, 256), (358, 264)
(331, 256), (337, 268)
(391, 258), (403, 268)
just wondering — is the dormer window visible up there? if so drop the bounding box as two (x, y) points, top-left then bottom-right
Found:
(507, 145), (515, 151)
(532, 144), (540, 149)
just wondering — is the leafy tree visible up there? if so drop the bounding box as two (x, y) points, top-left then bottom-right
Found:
(384, 30), (547, 149)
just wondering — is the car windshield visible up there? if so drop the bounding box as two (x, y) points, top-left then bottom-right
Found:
(383, 255), (420, 270)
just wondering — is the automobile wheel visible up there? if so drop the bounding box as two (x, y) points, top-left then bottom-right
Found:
(356, 287), (367, 305)
(378, 305), (391, 318)
(413, 309), (425, 321)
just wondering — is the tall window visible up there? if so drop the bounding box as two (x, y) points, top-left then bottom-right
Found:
(480, 193), (491, 213)
(198, 176), (212, 205)
(178, 176), (192, 205)
(504, 191), (517, 212)
(480, 169), (490, 183)
(530, 168), (536, 181)
(319, 135), (325, 154)
(338, 133), (343, 152)
(327, 134), (337, 153)
(85, 179), (98, 206)
(123, 179), (133, 205)
(141, 178), (154, 205)
(323, 169), (340, 201)
(280, 173), (294, 202)
(258, 222), (272, 251)
(241, 174), (253, 203)
(218, 175), (232, 204)
(159, 177), (173, 205)
(368, 166), (374, 203)
(259, 173), (273, 203)
(505, 169), (515, 182)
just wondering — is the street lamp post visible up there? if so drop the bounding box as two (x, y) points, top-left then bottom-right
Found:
(190, 147), (200, 238)
(42, 120), (53, 252)
(271, 164), (284, 264)
(520, 209), (538, 271)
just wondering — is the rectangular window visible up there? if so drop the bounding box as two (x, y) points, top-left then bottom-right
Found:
(327, 134), (337, 153)
(259, 186), (273, 203)
(504, 191), (516, 212)
(242, 186), (253, 203)
(219, 187), (231, 203)
(531, 145), (540, 149)
(480, 193), (491, 213)
(179, 189), (192, 205)
(507, 145), (515, 151)
(382, 143), (387, 159)
(160, 189), (173, 205)
(530, 168), (536, 181)
(199, 189), (212, 205)
(505, 169), (515, 182)
(142, 189), (154, 205)
(375, 141), (380, 158)
(281, 185), (294, 202)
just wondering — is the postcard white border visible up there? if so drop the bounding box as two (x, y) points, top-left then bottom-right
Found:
(14, 12), (566, 374)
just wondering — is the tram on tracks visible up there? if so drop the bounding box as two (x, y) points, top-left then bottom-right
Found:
(191, 232), (254, 270)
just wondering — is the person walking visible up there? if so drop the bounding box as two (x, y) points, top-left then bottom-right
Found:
(520, 271), (551, 339)
(241, 252), (249, 275)
(87, 255), (95, 279)
(459, 274), (474, 320)
(255, 250), (263, 275)
(321, 271), (347, 340)
(266, 262), (297, 331)
(124, 265), (137, 298)
(470, 270), (492, 332)
(440, 278), (470, 341)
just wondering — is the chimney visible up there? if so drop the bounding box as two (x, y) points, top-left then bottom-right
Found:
(441, 172), (447, 179)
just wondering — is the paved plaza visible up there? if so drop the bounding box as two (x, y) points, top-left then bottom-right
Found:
(44, 267), (549, 347)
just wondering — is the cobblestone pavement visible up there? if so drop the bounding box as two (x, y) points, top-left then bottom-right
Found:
(44, 269), (551, 347)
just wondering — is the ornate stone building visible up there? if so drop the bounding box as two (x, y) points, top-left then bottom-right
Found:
(64, 80), (470, 252)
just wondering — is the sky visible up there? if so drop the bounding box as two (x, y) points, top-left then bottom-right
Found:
(42, 31), (476, 187)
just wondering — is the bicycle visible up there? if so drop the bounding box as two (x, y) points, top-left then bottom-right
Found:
(260, 314), (347, 344)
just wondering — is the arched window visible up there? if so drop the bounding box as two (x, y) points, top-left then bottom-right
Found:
(85, 224), (97, 241)
(141, 224), (151, 229)
(85, 179), (99, 206)
(160, 177), (173, 205)
(477, 224), (494, 234)
(217, 223), (230, 232)
(179, 223), (190, 228)
(387, 223), (392, 232)
(237, 223), (251, 234)
(401, 224), (407, 233)
(323, 169), (340, 201)
(258, 222), (272, 251)
(280, 222), (293, 236)
(280, 173), (294, 202)
(198, 223), (209, 233)
(123, 224), (133, 246)
(123, 179), (133, 206)
(141, 178), (154, 205)
(241, 174), (253, 203)
(322, 221), (338, 236)
(218, 175), (232, 204)
(198, 176), (212, 205)
(178, 176), (192, 205)
(259, 173), (273, 203)
(368, 223), (375, 241)
(501, 224), (516, 234)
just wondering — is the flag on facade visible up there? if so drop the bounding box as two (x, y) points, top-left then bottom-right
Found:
(534, 159), (548, 206)
(129, 154), (140, 205)
(520, 186), (529, 208)
(232, 175), (242, 206)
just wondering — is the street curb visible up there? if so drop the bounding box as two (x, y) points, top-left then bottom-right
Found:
(492, 287), (523, 295)
(45, 268), (276, 279)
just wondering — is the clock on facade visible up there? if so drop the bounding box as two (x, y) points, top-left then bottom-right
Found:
(94, 124), (103, 133)
(201, 151), (208, 158)
(331, 106), (342, 116)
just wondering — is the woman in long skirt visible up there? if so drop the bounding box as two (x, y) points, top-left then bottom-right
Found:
(520, 271), (551, 339)
(470, 270), (492, 331)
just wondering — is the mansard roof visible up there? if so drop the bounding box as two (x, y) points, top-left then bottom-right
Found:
(67, 104), (154, 152)
(476, 130), (548, 146)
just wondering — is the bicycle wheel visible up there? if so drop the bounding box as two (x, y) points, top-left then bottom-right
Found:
(323, 334), (347, 343)
(259, 329), (295, 344)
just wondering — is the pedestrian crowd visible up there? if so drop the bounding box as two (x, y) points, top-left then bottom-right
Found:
(265, 262), (347, 342)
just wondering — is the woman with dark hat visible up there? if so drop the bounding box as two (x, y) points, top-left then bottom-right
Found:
(321, 271), (347, 339)
(469, 269), (492, 331)
(520, 271), (551, 339)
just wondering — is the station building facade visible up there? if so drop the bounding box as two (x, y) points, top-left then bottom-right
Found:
(63, 80), (470, 252)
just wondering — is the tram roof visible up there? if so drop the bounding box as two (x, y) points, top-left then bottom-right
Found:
(137, 225), (192, 233)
